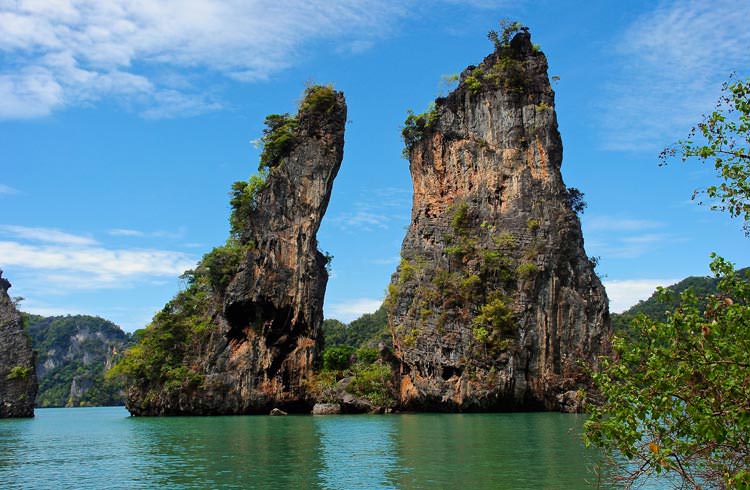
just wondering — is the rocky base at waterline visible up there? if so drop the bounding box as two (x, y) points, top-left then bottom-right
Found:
(387, 29), (610, 412)
(0, 271), (38, 418)
(119, 86), (346, 415)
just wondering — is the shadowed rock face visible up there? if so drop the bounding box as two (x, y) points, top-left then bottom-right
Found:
(126, 89), (346, 415)
(0, 271), (37, 418)
(388, 32), (610, 412)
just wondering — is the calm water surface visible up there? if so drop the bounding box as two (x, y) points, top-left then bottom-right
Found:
(0, 407), (614, 489)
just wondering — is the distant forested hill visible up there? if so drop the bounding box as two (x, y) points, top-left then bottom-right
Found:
(22, 314), (133, 407)
(322, 304), (390, 349)
(611, 267), (749, 333)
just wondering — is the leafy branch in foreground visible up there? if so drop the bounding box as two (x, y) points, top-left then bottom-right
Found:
(660, 77), (750, 235)
(585, 255), (750, 488)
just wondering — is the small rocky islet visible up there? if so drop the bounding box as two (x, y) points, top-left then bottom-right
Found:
(0, 271), (37, 418)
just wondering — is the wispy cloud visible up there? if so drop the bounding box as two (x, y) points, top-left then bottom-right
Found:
(584, 216), (663, 232)
(0, 241), (196, 288)
(601, 0), (750, 151)
(372, 256), (400, 265)
(583, 214), (684, 259)
(0, 184), (20, 195)
(329, 186), (410, 232)
(0, 0), (413, 119)
(604, 278), (679, 313)
(0, 224), (196, 293)
(326, 297), (382, 323)
(108, 226), (187, 239)
(588, 233), (677, 259)
(332, 211), (391, 231)
(0, 224), (97, 246)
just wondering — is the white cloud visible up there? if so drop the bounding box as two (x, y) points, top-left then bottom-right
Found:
(0, 241), (195, 281)
(372, 256), (400, 265)
(332, 211), (391, 231)
(604, 278), (679, 313)
(326, 297), (383, 322)
(584, 216), (663, 232)
(0, 0), (414, 118)
(0, 224), (97, 245)
(107, 226), (187, 239)
(329, 186), (410, 232)
(0, 184), (20, 195)
(108, 228), (145, 237)
(601, 0), (750, 151)
(588, 233), (676, 259)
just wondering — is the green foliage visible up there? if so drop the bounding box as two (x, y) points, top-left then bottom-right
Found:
(197, 240), (247, 293)
(565, 187), (587, 215)
(486, 57), (526, 93)
(464, 74), (483, 95)
(450, 201), (470, 233)
(298, 84), (337, 114)
(109, 280), (211, 391)
(398, 258), (415, 283)
(472, 292), (514, 336)
(402, 103), (439, 158)
(487, 19), (524, 50)
(661, 77), (750, 235)
(322, 345), (355, 371)
(346, 362), (394, 407)
(355, 346), (379, 365)
(535, 102), (550, 112)
(493, 231), (517, 249)
(259, 113), (299, 170)
(585, 256), (750, 488)
(516, 262), (538, 280)
(610, 271), (750, 336)
(5, 365), (31, 380)
(23, 314), (133, 407)
(229, 171), (266, 238)
(481, 250), (513, 282)
(526, 218), (540, 231)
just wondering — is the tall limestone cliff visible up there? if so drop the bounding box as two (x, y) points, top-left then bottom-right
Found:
(0, 271), (37, 417)
(388, 29), (610, 412)
(121, 86), (346, 415)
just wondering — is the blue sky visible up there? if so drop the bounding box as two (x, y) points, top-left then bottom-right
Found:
(1, 0), (748, 332)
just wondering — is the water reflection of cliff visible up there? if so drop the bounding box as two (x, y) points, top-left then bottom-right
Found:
(129, 415), (325, 489)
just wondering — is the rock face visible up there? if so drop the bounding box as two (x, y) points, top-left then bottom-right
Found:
(388, 31), (610, 412)
(0, 271), (37, 417)
(25, 315), (132, 407)
(125, 87), (346, 415)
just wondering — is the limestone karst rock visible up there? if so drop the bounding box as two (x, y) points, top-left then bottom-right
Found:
(0, 271), (38, 418)
(124, 86), (346, 415)
(388, 30), (610, 412)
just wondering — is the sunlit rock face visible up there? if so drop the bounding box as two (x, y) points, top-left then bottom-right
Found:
(388, 31), (610, 412)
(0, 271), (37, 418)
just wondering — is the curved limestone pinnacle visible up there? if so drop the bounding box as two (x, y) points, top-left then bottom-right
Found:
(126, 87), (347, 415)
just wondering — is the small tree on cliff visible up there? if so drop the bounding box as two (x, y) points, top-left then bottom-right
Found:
(585, 77), (750, 489)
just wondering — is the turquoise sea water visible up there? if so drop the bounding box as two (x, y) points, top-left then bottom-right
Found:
(0, 407), (614, 489)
